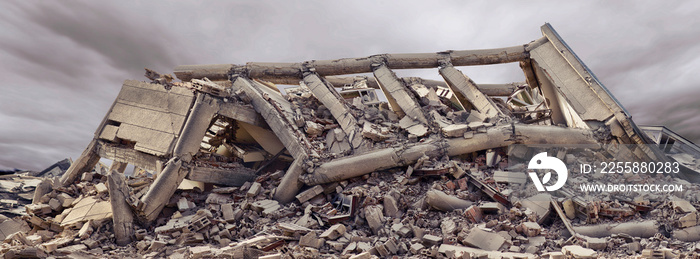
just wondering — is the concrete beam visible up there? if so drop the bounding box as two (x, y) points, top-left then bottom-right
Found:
(439, 65), (502, 119)
(303, 73), (363, 148)
(301, 124), (597, 185)
(373, 64), (428, 124)
(174, 44), (534, 83)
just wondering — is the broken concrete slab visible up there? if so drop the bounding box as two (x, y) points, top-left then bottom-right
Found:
(463, 227), (506, 251)
(61, 196), (112, 227)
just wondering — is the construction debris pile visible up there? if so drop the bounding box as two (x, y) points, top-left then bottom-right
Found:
(3, 23), (700, 258)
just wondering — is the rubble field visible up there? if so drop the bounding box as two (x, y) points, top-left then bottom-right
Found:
(3, 23), (700, 259)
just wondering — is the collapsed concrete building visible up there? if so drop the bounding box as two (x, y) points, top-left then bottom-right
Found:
(3, 23), (700, 258)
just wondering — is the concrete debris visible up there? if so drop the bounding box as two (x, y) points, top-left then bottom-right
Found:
(4, 23), (700, 258)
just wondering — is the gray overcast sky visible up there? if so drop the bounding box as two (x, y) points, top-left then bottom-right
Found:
(1, 1), (699, 171)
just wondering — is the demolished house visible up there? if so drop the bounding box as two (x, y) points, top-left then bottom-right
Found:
(3, 23), (700, 258)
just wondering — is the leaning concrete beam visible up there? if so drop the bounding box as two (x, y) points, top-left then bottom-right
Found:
(573, 220), (658, 238)
(173, 93), (221, 159)
(58, 139), (101, 187)
(373, 64), (428, 124)
(273, 155), (308, 204)
(439, 65), (501, 119)
(139, 93), (219, 222)
(300, 124), (597, 185)
(139, 158), (189, 222)
(303, 73), (363, 148)
(107, 170), (134, 246)
(174, 44), (534, 83)
(232, 76), (309, 159)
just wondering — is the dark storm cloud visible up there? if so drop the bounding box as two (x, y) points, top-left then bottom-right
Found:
(1, 1), (699, 170)
(0, 1), (196, 170)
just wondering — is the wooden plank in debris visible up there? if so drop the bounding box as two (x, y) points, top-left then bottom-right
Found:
(373, 64), (428, 124)
(439, 65), (501, 119)
(232, 77), (309, 159)
(187, 166), (257, 187)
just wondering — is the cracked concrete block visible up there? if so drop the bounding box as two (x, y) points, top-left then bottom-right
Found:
(296, 185), (324, 203)
(305, 121), (324, 137)
(222, 203), (235, 223)
(365, 205), (384, 235)
(679, 212), (697, 228)
(95, 183), (108, 194)
(562, 245), (597, 258)
(463, 228), (505, 251)
(247, 182), (262, 197)
(673, 199), (697, 213)
(584, 237), (606, 251)
(383, 195), (399, 217)
(423, 234), (442, 246)
(320, 224), (346, 240)
(299, 232), (324, 249)
(410, 243), (425, 254)
(349, 251), (372, 259)
(520, 222), (541, 237)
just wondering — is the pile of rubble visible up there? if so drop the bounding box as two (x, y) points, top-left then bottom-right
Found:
(2, 23), (700, 258)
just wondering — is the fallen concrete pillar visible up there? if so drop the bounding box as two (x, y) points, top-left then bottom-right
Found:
(573, 220), (658, 238)
(425, 190), (473, 211)
(672, 225), (700, 242)
(58, 139), (101, 187)
(175, 44), (533, 83)
(273, 156), (307, 204)
(138, 92), (219, 222)
(303, 73), (363, 148)
(107, 170), (134, 246)
(173, 93), (220, 159)
(301, 124), (597, 185)
(373, 64), (428, 124)
(439, 65), (501, 119)
(139, 158), (189, 222)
